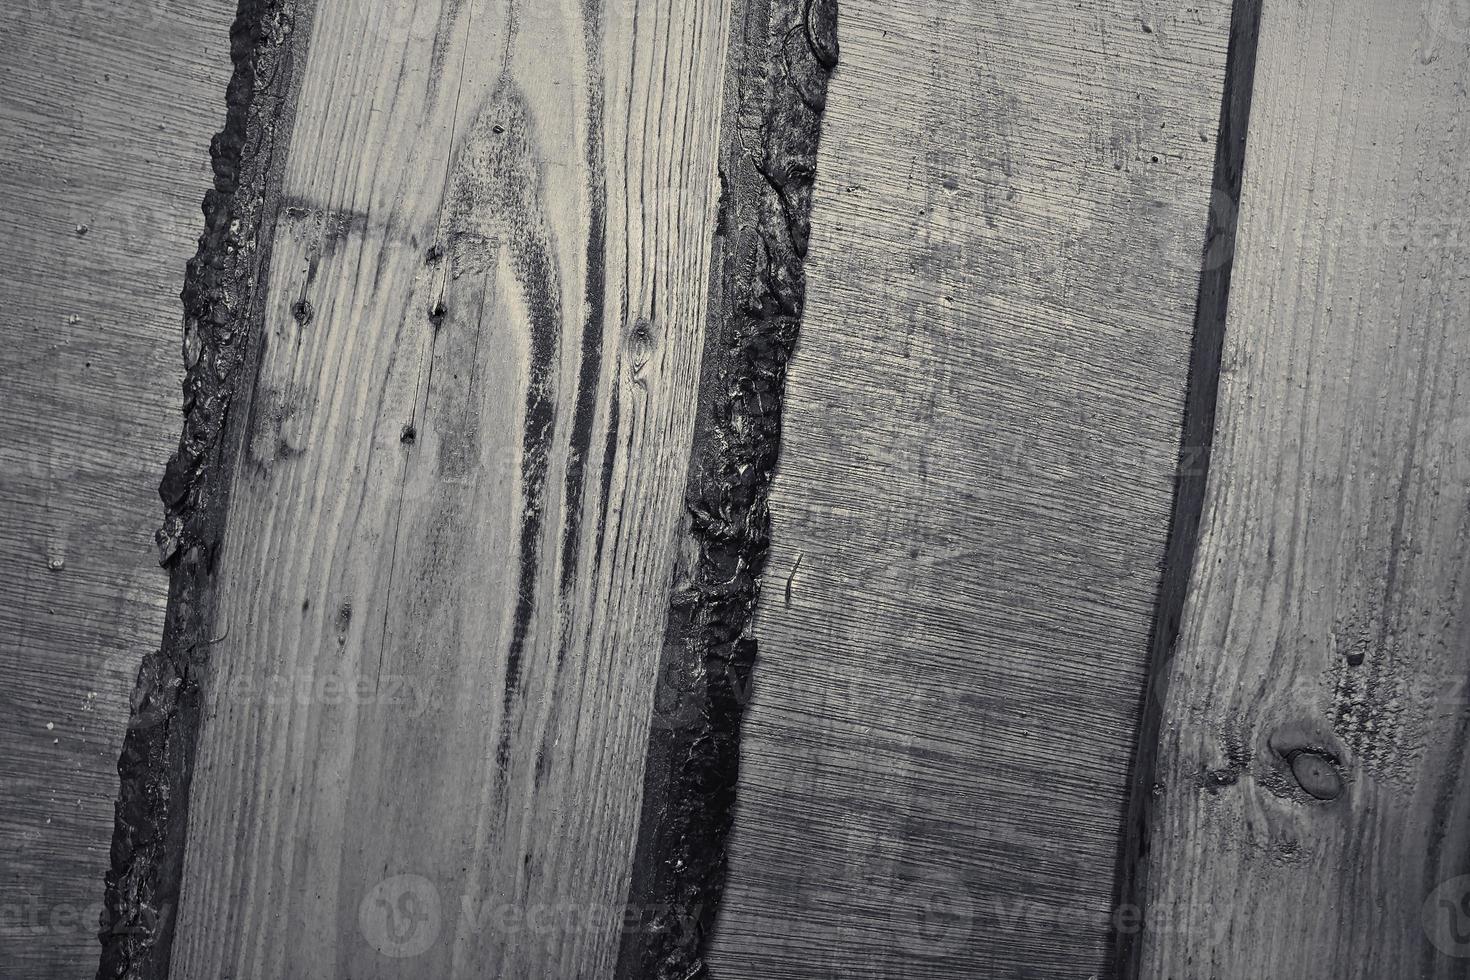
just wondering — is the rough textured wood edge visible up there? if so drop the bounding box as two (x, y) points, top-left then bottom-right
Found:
(98, 1), (834, 976)
(615, 1), (837, 977)
(97, 2), (314, 976)
(1111, 0), (1263, 975)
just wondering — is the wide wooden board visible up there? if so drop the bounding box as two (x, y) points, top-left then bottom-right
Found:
(710, 1), (1236, 977)
(163, 1), (735, 976)
(0, 4), (234, 977)
(1135, 1), (1470, 976)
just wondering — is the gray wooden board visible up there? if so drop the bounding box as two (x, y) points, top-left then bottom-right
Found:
(1136, 1), (1470, 976)
(710, 1), (1235, 977)
(0, 3), (234, 976)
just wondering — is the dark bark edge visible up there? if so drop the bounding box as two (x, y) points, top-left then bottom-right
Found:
(615, 1), (838, 978)
(97, 1), (312, 976)
(1109, 0), (1263, 976)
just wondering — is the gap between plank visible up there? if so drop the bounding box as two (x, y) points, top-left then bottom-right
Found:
(1110, 0), (1265, 976)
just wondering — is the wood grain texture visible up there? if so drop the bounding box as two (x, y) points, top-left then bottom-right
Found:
(1136, 1), (1470, 976)
(160, 0), (735, 977)
(0, 3), (234, 977)
(615, 1), (836, 976)
(708, 1), (1236, 977)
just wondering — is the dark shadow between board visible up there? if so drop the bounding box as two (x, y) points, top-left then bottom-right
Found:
(1109, 0), (1265, 976)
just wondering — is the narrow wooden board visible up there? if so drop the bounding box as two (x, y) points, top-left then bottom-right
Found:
(0, 4), (234, 977)
(708, 1), (1236, 977)
(1134, 1), (1470, 976)
(115, 0), (739, 976)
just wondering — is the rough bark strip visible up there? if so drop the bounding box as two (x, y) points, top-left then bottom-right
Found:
(616, 1), (837, 977)
(1112, 0), (1263, 975)
(97, 1), (314, 975)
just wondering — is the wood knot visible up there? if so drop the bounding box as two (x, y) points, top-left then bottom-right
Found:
(1287, 750), (1343, 801)
(1268, 723), (1347, 803)
(627, 317), (657, 378)
(292, 298), (314, 327)
(1204, 767), (1238, 791)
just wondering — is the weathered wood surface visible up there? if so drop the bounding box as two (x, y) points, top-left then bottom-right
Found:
(709, 1), (1236, 977)
(1134, 1), (1470, 976)
(137, 0), (743, 977)
(14, 0), (1464, 978)
(0, 3), (233, 977)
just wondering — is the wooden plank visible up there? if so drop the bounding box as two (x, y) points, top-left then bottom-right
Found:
(707, 1), (1237, 977)
(96, 0), (756, 976)
(615, 0), (837, 977)
(1131, 1), (1470, 976)
(0, 3), (234, 977)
